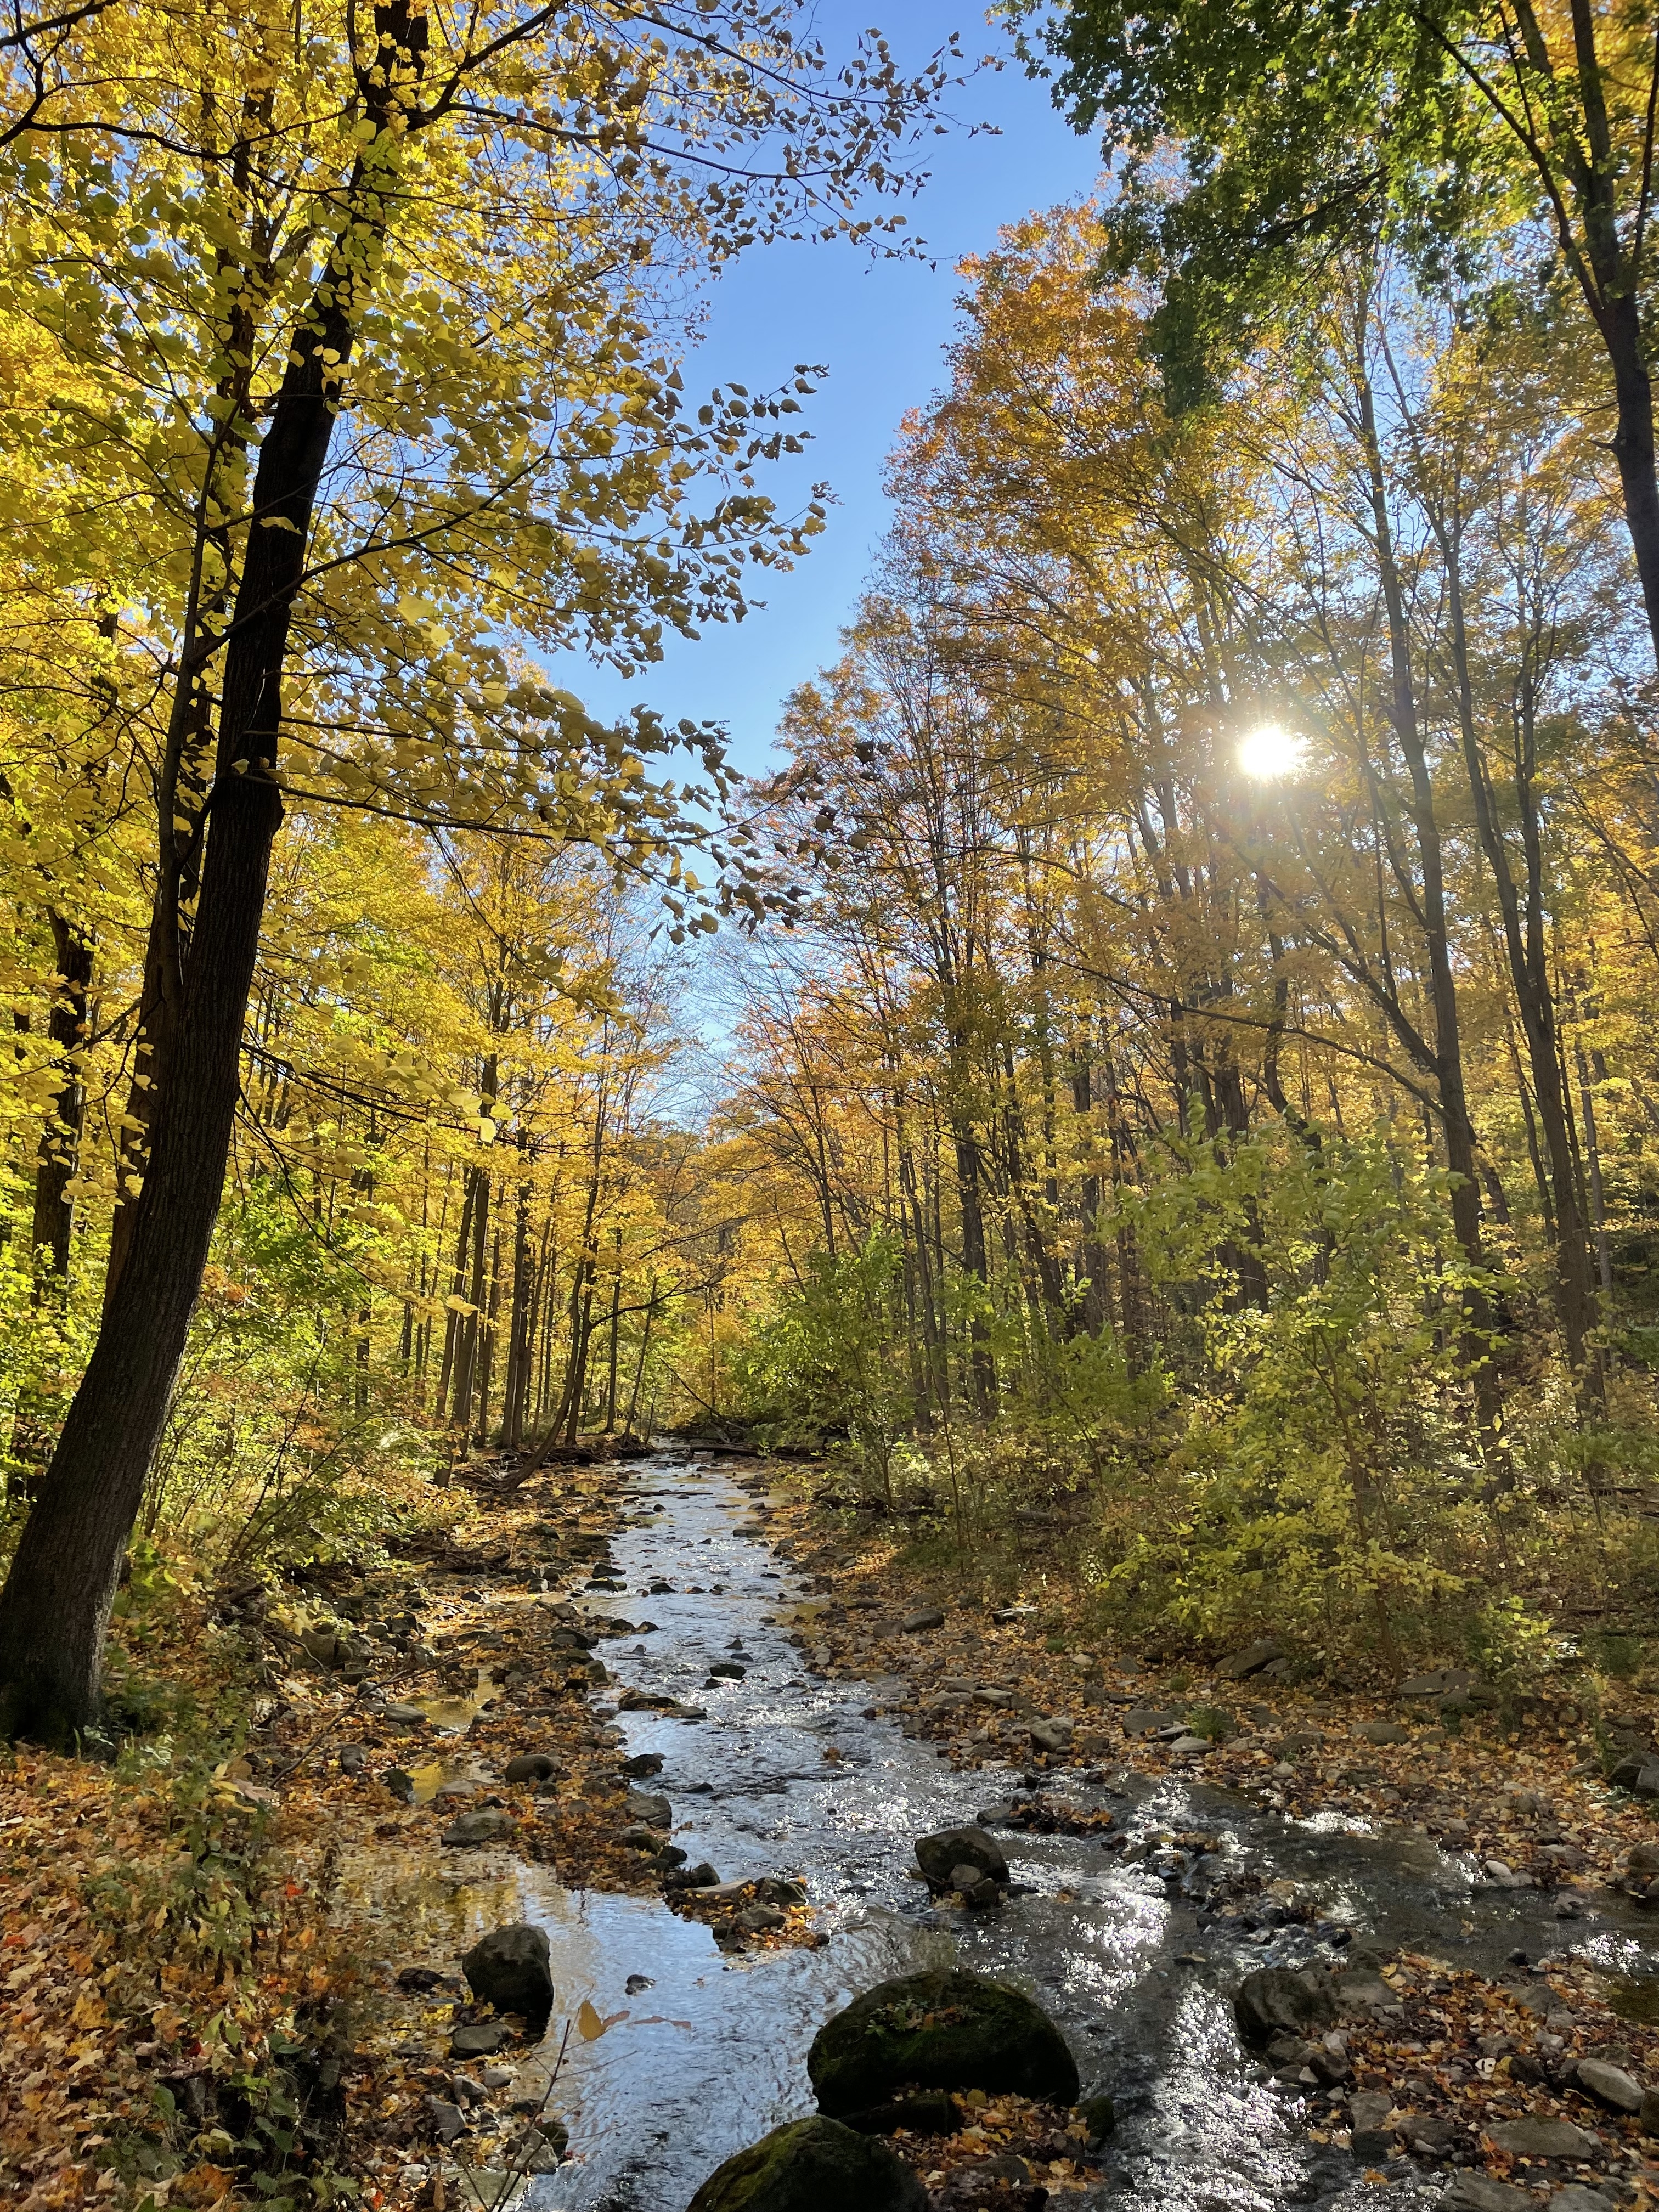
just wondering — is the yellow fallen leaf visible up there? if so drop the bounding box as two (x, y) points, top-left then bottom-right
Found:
(576, 1999), (607, 2040)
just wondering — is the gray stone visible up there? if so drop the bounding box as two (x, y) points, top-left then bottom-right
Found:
(1400, 1669), (1474, 1700)
(901, 1610), (945, 1634)
(1402, 2114), (1457, 2154)
(623, 1790), (672, 1829)
(687, 2117), (926, 2212)
(1486, 2118), (1599, 2158)
(737, 1903), (786, 1933)
(1357, 1722), (1412, 1745)
(425, 2097), (466, 2144)
(1627, 1842), (1659, 1874)
(449, 2023), (510, 2058)
(1575, 2057), (1643, 2113)
(1234, 1967), (1339, 2047)
(1122, 1706), (1182, 1736)
(915, 1825), (1008, 1892)
(441, 1808), (515, 1847)
(1550, 2191), (1616, 2212)
(1441, 2177), (1532, 2212)
(1348, 2094), (1392, 2133)
(384, 1702), (430, 1724)
(504, 1752), (558, 1785)
(1217, 1639), (1286, 1680)
(338, 1745), (367, 1775)
(1029, 1719), (1074, 1755)
(461, 1923), (554, 2033)
(809, 1967), (1080, 2114)
(1079, 2093), (1116, 2142)
(1641, 2086), (1659, 2136)
(1336, 1974), (1402, 2012)
(1167, 1734), (1212, 1755)
(979, 2155), (1031, 2183)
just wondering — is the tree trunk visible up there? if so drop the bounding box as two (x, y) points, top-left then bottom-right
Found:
(503, 1143), (533, 1451)
(1604, 291), (1659, 669)
(1353, 324), (1502, 1444)
(1437, 517), (1600, 1380)
(30, 910), (94, 1293)
(0, 31), (421, 1737)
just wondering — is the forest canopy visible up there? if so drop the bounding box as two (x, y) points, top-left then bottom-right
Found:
(2, 0), (1658, 1741)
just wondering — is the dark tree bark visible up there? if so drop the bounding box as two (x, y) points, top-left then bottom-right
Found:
(0, 13), (422, 1739)
(1605, 307), (1659, 667)
(1071, 1051), (1111, 1336)
(30, 909), (94, 1293)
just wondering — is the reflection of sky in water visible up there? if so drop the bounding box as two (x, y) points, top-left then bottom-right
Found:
(338, 1460), (1659, 2212)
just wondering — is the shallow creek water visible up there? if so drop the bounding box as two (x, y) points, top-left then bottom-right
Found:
(358, 1454), (1659, 2211)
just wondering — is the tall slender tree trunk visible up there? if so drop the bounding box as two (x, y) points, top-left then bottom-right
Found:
(503, 1141), (534, 1451)
(0, 20), (424, 1740)
(1438, 522), (1600, 1382)
(603, 1256), (622, 1432)
(1353, 325), (1502, 1446)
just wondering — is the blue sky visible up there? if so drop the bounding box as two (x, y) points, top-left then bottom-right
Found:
(567, 3), (1103, 777)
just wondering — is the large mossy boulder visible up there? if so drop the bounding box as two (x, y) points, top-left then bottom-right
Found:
(808, 1968), (1079, 2117)
(686, 2116), (926, 2212)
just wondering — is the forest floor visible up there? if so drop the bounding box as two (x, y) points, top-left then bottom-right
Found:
(5, 1450), (1659, 2212)
(0, 1458), (684, 2212)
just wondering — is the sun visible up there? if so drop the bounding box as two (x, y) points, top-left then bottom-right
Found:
(1237, 723), (1307, 781)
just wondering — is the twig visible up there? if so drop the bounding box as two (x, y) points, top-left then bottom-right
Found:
(452, 2018), (574, 2208)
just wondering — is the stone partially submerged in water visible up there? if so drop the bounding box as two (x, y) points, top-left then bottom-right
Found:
(687, 2116), (926, 2211)
(808, 1968), (1080, 2115)
(1233, 1966), (1338, 2047)
(461, 1923), (554, 2034)
(913, 1825), (1008, 1894)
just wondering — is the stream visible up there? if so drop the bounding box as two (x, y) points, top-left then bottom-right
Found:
(364, 1453), (1659, 2211)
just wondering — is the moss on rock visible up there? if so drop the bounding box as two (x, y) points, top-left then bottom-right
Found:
(808, 1967), (1080, 2116)
(686, 2115), (926, 2211)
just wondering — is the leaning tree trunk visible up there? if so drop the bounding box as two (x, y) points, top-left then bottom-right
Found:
(0, 84), (412, 1737)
